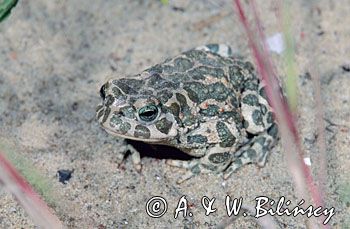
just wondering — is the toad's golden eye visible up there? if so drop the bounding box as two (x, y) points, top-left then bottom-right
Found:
(138, 105), (159, 122)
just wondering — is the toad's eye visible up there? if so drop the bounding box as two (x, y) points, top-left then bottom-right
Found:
(138, 105), (159, 122)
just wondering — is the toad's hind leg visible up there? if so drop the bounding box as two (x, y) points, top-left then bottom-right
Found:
(195, 44), (233, 57)
(223, 123), (278, 179)
(167, 146), (234, 183)
(167, 124), (278, 183)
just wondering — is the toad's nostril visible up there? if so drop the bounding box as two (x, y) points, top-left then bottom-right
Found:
(99, 84), (106, 100)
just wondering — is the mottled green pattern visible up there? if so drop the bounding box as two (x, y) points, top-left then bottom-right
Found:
(208, 152), (230, 164)
(242, 94), (259, 106)
(155, 118), (173, 134)
(96, 44), (278, 180)
(216, 121), (236, 147)
(134, 125), (150, 139)
(187, 135), (208, 144)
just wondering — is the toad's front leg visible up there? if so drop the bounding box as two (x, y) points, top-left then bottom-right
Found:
(115, 140), (142, 172)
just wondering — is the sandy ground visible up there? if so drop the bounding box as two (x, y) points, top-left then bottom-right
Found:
(0, 0), (349, 228)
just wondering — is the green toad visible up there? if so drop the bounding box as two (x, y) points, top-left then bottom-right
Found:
(96, 44), (278, 183)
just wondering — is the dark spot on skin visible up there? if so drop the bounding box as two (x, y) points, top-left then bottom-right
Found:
(267, 123), (278, 138)
(183, 49), (208, 61)
(187, 66), (225, 80)
(105, 95), (115, 106)
(161, 81), (178, 89)
(112, 87), (123, 97)
(187, 68), (206, 80)
(199, 104), (219, 117)
(147, 64), (163, 74)
(233, 158), (243, 167)
(157, 90), (173, 104)
(187, 135), (208, 144)
(197, 54), (224, 68)
(96, 105), (103, 112)
(190, 164), (201, 174)
(242, 94), (259, 106)
(252, 109), (263, 125)
(208, 82), (230, 101)
(216, 121), (236, 147)
(267, 111), (274, 124)
(184, 82), (230, 104)
(174, 57), (194, 72)
(168, 72), (186, 83)
(219, 57), (234, 66)
(228, 66), (244, 89)
(134, 125), (151, 139)
(110, 114), (123, 127)
(218, 111), (242, 128)
(102, 107), (111, 123)
(246, 149), (257, 158)
(244, 61), (255, 72)
(97, 109), (104, 120)
(244, 80), (258, 90)
(147, 73), (165, 88)
(160, 106), (167, 114)
(255, 137), (266, 146)
(259, 87), (267, 99)
(155, 118), (173, 134)
(128, 97), (137, 104)
(230, 96), (239, 109)
(167, 103), (180, 116)
(244, 120), (249, 128)
(208, 152), (230, 164)
(119, 122), (131, 134)
(176, 93), (190, 113)
(115, 78), (143, 95)
(183, 82), (203, 103)
(140, 90), (154, 95)
(260, 104), (267, 114)
(196, 66), (225, 78)
(120, 106), (135, 119)
(162, 64), (175, 74)
(183, 115), (197, 127)
(112, 87), (127, 101)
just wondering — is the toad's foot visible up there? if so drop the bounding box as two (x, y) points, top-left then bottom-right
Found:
(167, 148), (233, 183)
(117, 141), (142, 172)
(223, 124), (278, 180)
